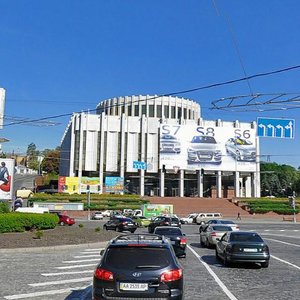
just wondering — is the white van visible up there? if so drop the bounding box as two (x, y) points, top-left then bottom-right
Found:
(195, 212), (223, 225)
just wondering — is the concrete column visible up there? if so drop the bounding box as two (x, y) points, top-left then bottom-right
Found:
(245, 176), (252, 197)
(140, 169), (145, 197)
(179, 169), (184, 197)
(69, 114), (76, 176)
(197, 170), (203, 197)
(160, 169), (165, 197)
(140, 115), (146, 197)
(217, 171), (222, 198)
(78, 113), (84, 194)
(120, 114), (125, 179)
(254, 136), (261, 197)
(234, 171), (240, 197)
(99, 113), (105, 194)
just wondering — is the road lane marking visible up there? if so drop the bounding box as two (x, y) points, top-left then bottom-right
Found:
(271, 255), (300, 270)
(264, 238), (300, 248)
(56, 263), (96, 269)
(42, 270), (94, 276)
(261, 233), (300, 239)
(187, 245), (238, 300)
(3, 286), (90, 299)
(79, 251), (100, 254)
(73, 254), (100, 258)
(62, 258), (100, 263)
(28, 277), (92, 287)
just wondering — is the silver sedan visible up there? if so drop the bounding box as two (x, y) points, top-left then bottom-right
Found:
(200, 225), (232, 248)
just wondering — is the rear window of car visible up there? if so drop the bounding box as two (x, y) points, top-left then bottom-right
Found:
(230, 233), (263, 242)
(155, 228), (182, 235)
(212, 226), (232, 231)
(171, 217), (179, 222)
(105, 247), (172, 269)
(220, 220), (234, 225)
(120, 218), (133, 222)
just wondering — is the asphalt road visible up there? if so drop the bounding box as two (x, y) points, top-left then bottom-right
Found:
(0, 221), (299, 300)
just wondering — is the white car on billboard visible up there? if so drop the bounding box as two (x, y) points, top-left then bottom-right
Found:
(187, 136), (222, 164)
(225, 137), (256, 162)
(160, 134), (181, 154)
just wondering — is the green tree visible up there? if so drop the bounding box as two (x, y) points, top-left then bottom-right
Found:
(26, 143), (39, 170)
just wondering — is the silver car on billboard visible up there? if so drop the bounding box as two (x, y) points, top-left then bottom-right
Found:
(187, 135), (222, 164)
(160, 134), (181, 154)
(225, 137), (256, 161)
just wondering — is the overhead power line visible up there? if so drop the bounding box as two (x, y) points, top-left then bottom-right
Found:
(4, 64), (300, 127)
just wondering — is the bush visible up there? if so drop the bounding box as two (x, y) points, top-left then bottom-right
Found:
(95, 227), (101, 232)
(78, 223), (84, 228)
(0, 202), (10, 213)
(0, 213), (58, 233)
(34, 229), (44, 239)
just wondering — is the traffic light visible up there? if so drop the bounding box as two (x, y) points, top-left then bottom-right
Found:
(201, 168), (204, 175)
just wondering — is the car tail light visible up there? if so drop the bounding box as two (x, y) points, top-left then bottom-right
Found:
(180, 238), (187, 245)
(163, 222), (170, 225)
(66, 218), (70, 222)
(94, 268), (114, 281)
(236, 226), (240, 230)
(210, 232), (217, 237)
(160, 269), (182, 282)
(122, 222), (127, 225)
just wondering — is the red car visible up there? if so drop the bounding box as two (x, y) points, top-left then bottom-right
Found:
(58, 213), (75, 226)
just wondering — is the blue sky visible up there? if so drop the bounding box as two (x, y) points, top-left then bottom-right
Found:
(1, 0), (300, 167)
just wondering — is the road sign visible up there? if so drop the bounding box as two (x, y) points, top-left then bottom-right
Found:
(257, 117), (295, 139)
(133, 161), (147, 170)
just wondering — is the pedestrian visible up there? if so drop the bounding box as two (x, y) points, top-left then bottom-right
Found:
(237, 212), (241, 220)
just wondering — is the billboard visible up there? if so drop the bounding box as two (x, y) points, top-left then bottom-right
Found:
(160, 124), (257, 172)
(58, 176), (79, 194)
(0, 158), (14, 200)
(105, 177), (124, 193)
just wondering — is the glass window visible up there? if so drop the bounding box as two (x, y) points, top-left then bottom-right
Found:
(128, 105), (132, 116)
(134, 105), (139, 116)
(142, 105), (146, 115)
(178, 107), (182, 119)
(157, 105), (162, 118)
(188, 109), (191, 119)
(121, 105), (125, 115)
(115, 105), (119, 115)
(164, 106), (169, 118)
(171, 106), (176, 118)
(149, 105), (154, 117)
(184, 108), (187, 119)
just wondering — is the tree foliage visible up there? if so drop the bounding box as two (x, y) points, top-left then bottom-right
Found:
(41, 148), (60, 174)
(26, 143), (40, 170)
(260, 162), (300, 197)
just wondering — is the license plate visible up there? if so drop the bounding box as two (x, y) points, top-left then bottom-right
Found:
(243, 248), (257, 252)
(127, 223), (133, 226)
(120, 283), (148, 291)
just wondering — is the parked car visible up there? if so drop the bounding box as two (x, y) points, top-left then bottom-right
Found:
(199, 219), (239, 233)
(101, 210), (112, 217)
(154, 226), (187, 257)
(200, 225), (232, 248)
(187, 135), (222, 164)
(195, 212), (223, 225)
(103, 217), (137, 233)
(148, 216), (181, 233)
(92, 211), (104, 220)
(93, 234), (184, 300)
(132, 216), (151, 227)
(57, 214), (75, 226)
(160, 134), (181, 154)
(215, 231), (270, 268)
(225, 137), (256, 161)
(180, 213), (198, 224)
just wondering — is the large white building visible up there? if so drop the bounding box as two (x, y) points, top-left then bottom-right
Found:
(60, 95), (260, 198)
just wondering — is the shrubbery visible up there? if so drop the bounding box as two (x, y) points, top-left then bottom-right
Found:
(246, 200), (299, 215)
(0, 213), (58, 233)
(0, 202), (10, 213)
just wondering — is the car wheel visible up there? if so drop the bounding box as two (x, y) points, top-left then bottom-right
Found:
(116, 227), (120, 232)
(215, 249), (220, 260)
(261, 261), (269, 268)
(224, 253), (230, 267)
(130, 229), (136, 233)
(103, 225), (107, 230)
(60, 221), (65, 226)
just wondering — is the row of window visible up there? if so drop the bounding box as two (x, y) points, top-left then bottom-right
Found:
(98, 104), (197, 120)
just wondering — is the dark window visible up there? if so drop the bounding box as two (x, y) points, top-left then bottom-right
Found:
(211, 226), (232, 231)
(220, 220), (234, 225)
(184, 108), (187, 119)
(188, 109), (191, 119)
(155, 228), (182, 235)
(142, 104), (146, 115)
(157, 105), (162, 118)
(164, 106), (169, 118)
(105, 248), (172, 269)
(121, 105), (125, 115)
(191, 136), (217, 144)
(134, 105), (139, 116)
(128, 105), (132, 116)
(178, 107), (182, 119)
(149, 105), (154, 117)
(171, 106), (176, 118)
(115, 105), (119, 115)
(230, 233), (263, 242)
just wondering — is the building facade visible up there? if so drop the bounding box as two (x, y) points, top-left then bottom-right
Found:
(60, 95), (260, 198)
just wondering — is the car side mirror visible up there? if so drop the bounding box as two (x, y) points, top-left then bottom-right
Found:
(216, 238), (220, 241)
(100, 249), (105, 256)
(183, 233), (186, 236)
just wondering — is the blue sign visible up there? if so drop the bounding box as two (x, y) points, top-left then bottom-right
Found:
(133, 161), (147, 170)
(257, 117), (295, 139)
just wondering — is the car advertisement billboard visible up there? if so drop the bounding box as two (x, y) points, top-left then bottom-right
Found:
(0, 158), (15, 200)
(160, 124), (257, 172)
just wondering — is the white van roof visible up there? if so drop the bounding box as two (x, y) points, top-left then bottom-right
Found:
(15, 207), (49, 214)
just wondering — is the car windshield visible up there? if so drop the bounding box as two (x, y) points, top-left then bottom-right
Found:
(211, 226), (232, 231)
(161, 135), (176, 140)
(235, 138), (252, 145)
(105, 247), (172, 269)
(121, 218), (133, 222)
(230, 233), (263, 242)
(155, 228), (182, 235)
(171, 217), (179, 222)
(191, 136), (216, 144)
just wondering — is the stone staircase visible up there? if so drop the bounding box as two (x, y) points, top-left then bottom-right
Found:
(146, 197), (250, 218)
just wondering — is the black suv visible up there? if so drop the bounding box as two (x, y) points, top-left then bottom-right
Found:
(103, 217), (137, 233)
(93, 234), (184, 300)
(148, 216), (181, 233)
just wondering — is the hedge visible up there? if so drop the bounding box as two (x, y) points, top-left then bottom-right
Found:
(0, 202), (10, 213)
(0, 213), (58, 233)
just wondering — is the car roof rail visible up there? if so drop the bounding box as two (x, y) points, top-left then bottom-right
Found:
(111, 234), (167, 244)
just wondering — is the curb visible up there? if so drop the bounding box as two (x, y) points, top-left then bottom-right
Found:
(0, 241), (109, 254)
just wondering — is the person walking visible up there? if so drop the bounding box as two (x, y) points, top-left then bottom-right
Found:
(236, 212), (242, 220)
